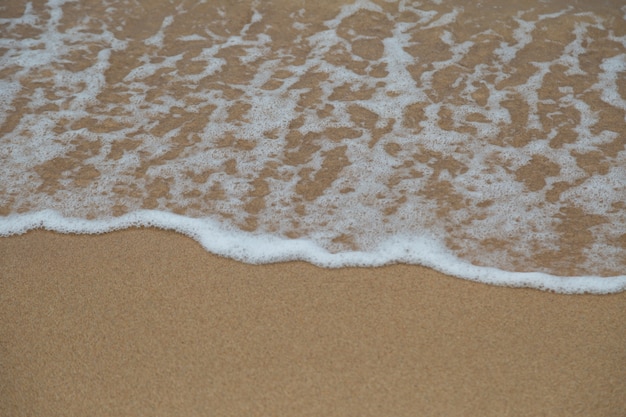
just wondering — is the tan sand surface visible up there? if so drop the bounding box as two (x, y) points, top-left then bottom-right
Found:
(2, 0), (626, 415)
(1, 229), (625, 416)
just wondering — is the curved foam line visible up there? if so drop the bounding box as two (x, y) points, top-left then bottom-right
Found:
(1, 210), (625, 294)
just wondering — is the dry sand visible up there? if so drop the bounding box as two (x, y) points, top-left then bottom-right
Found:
(1, 229), (625, 416)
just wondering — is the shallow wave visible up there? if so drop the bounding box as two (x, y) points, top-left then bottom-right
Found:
(1, 0), (625, 291)
(2, 210), (625, 294)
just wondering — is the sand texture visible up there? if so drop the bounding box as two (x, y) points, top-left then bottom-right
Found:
(2, 0), (626, 414)
(1, 229), (626, 416)
(1, 0), (626, 279)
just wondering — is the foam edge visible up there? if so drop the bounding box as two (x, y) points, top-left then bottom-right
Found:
(1, 210), (625, 294)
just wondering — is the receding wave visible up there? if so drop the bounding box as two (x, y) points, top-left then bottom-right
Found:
(1, 0), (625, 293)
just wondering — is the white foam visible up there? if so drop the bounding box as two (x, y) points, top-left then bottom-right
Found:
(597, 54), (626, 110)
(0, 210), (624, 294)
(494, 16), (535, 63)
(1, 0), (625, 293)
(325, 0), (383, 29)
(144, 16), (174, 47)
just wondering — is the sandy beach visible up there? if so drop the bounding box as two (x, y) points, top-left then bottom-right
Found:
(1, 229), (625, 416)
(2, 0), (626, 414)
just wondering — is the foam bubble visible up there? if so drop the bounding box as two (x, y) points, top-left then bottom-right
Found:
(1, 0), (625, 292)
(1, 210), (624, 294)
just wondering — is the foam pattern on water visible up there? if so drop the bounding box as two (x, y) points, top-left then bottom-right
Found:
(1, 0), (625, 292)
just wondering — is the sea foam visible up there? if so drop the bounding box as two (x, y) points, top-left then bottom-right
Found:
(1, 0), (625, 293)
(2, 210), (625, 294)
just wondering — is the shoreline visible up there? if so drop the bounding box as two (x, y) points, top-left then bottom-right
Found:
(1, 229), (625, 416)
(2, 211), (625, 294)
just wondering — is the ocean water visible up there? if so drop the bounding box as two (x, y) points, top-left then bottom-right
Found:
(1, 0), (625, 293)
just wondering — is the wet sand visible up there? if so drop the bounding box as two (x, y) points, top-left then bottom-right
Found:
(1, 229), (625, 416)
